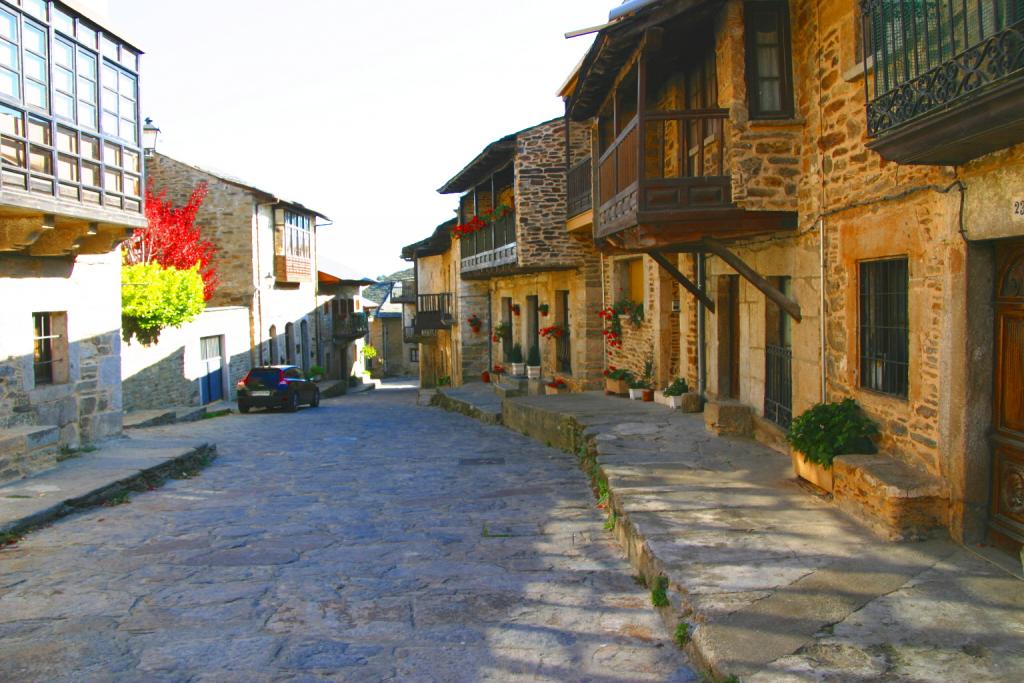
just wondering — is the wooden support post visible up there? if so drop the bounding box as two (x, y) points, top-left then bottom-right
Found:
(702, 237), (802, 322)
(647, 250), (716, 313)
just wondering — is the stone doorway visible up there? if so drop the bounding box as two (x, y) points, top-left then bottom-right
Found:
(990, 240), (1024, 553)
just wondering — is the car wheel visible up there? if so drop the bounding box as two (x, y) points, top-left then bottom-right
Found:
(310, 388), (320, 408)
(286, 392), (299, 412)
(238, 403), (250, 414)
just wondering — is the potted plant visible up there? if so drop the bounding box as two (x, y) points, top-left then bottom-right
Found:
(492, 322), (511, 343)
(640, 359), (655, 401)
(538, 303), (550, 316)
(492, 364), (505, 377)
(628, 376), (648, 400)
(308, 365), (326, 383)
(466, 313), (482, 334)
(481, 370), (491, 383)
(509, 344), (525, 376)
(545, 377), (569, 395)
(786, 398), (879, 493)
(660, 377), (689, 409)
(511, 303), (521, 317)
(526, 344), (542, 379)
(604, 367), (633, 396)
(539, 325), (565, 340)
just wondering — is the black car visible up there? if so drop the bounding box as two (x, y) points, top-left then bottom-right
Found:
(236, 365), (320, 413)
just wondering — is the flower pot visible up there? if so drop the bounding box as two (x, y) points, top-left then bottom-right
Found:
(791, 451), (834, 493)
(642, 389), (654, 402)
(510, 363), (526, 376)
(628, 388), (644, 400)
(545, 385), (569, 395)
(663, 394), (684, 409)
(605, 377), (629, 396)
(481, 371), (491, 383)
(526, 365), (541, 380)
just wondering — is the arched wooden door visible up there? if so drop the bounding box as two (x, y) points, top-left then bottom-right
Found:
(991, 241), (1024, 551)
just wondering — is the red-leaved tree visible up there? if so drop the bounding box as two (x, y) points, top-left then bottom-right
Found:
(124, 182), (220, 301)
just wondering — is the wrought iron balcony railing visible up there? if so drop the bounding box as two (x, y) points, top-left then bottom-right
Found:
(334, 312), (368, 341)
(862, 0), (1024, 162)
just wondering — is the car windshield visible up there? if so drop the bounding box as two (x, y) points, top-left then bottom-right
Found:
(246, 369), (281, 388)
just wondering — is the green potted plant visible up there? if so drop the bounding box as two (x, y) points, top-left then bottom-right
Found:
(604, 367), (633, 396)
(308, 365), (326, 383)
(786, 398), (879, 492)
(526, 344), (542, 380)
(509, 343), (525, 376)
(659, 377), (690, 409)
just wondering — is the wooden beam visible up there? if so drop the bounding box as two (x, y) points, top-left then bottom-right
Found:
(648, 250), (715, 313)
(0, 214), (53, 252)
(702, 238), (802, 322)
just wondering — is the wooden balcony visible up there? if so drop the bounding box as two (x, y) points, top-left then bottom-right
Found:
(416, 293), (454, 330)
(596, 110), (795, 249)
(567, 157), (593, 218)
(333, 313), (368, 342)
(405, 324), (437, 343)
(460, 213), (517, 276)
(863, 2), (1024, 165)
(275, 254), (312, 283)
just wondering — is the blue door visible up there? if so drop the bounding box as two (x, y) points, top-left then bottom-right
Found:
(200, 336), (224, 404)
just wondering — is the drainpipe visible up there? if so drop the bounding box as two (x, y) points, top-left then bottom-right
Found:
(697, 252), (707, 397)
(819, 217), (827, 403)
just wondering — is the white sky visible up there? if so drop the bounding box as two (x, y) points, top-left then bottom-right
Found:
(107, 0), (610, 279)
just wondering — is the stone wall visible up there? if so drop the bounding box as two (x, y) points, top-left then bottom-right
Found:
(0, 251), (123, 450)
(515, 119), (593, 270)
(121, 306), (252, 411)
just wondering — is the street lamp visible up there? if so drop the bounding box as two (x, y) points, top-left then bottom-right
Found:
(142, 117), (161, 156)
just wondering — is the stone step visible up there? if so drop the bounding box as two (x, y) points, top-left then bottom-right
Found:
(0, 424), (61, 485)
(493, 377), (526, 398)
(123, 409), (178, 430)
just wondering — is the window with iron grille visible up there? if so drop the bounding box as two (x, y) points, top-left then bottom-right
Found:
(859, 258), (909, 397)
(32, 311), (66, 385)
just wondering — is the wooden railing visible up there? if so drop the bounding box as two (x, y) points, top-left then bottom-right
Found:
(460, 212), (517, 274)
(334, 313), (368, 340)
(567, 157), (592, 218)
(416, 293), (454, 330)
(596, 109), (732, 237)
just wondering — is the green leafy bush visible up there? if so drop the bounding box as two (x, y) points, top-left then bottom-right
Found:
(362, 344), (378, 360)
(122, 263), (205, 345)
(308, 365), (325, 378)
(663, 378), (690, 396)
(510, 343), (524, 363)
(527, 344), (541, 367)
(786, 398), (879, 469)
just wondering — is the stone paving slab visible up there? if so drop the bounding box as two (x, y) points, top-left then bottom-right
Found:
(0, 435), (215, 536)
(501, 391), (1024, 682)
(0, 386), (693, 681)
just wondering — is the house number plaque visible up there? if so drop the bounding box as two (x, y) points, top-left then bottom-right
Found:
(1014, 197), (1024, 223)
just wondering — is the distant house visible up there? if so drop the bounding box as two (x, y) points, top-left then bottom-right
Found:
(316, 257), (373, 381)
(122, 151), (330, 410)
(0, 1), (145, 483)
(362, 270), (418, 378)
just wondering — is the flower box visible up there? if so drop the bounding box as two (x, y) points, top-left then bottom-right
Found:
(628, 388), (644, 400)
(510, 362), (526, 376)
(545, 384), (569, 395)
(791, 451), (834, 493)
(526, 366), (541, 380)
(605, 377), (629, 396)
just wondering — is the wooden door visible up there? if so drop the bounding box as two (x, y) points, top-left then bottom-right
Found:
(991, 242), (1024, 551)
(717, 275), (740, 399)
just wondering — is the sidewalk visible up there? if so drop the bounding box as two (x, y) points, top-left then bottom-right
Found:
(436, 388), (1024, 682)
(0, 434), (215, 537)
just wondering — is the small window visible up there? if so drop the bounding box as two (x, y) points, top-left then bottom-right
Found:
(410, 347), (419, 363)
(613, 257), (646, 306)
(745, 1), (794, 119)
(859, 258), (909, 397)
(33, 312), (68, 385)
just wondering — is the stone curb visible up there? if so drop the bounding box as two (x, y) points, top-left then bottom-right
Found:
(0, 443), (217, 538)
(431, 389), (502, 425)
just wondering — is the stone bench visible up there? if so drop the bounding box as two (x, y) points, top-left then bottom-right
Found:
(704, 400), (753, 437)
(833, 454), (948, 541)
(0, 424), (60, 485)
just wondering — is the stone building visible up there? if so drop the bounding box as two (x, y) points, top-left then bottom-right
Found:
(0, 0), (146, 483)
(431, 117), (606, 390)
(315, 257), (372, 382)
(402, 220), (458, 388)
(361, 272), (418, 379)
(136, 152), (329, 403)
(564, 0), (1024, 552)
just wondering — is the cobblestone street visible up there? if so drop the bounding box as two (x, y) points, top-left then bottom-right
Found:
(0, 384), (693, 682)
